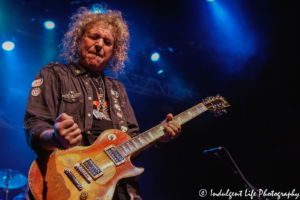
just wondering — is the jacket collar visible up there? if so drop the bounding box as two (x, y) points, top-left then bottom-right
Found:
(69, 62), (87, 77)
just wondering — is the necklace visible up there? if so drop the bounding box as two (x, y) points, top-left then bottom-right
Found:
(89, 75), (111, 120)
(91, 75), (105, 99)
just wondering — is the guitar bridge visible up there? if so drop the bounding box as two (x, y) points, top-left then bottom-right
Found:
(104, 145), (126, 166)
(64, 168), (83, 191)
(80, 157), (103, 180)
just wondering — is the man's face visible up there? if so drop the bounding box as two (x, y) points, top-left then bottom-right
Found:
(79, 23), (114, 75)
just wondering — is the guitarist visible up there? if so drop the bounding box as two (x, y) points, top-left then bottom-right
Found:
(23, 4), (181, 200)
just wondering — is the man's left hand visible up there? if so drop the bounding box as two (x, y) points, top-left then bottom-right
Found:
(157, 113), (181, 142)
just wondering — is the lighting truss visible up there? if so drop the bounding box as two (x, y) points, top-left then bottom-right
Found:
(120, 73), (201, 104)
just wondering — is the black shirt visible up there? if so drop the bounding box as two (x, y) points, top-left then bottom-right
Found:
(89, 75), (114, 136)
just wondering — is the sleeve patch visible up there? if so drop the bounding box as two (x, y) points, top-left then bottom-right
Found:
(31, 88), (41, 96)
(32, 78), (43, 87)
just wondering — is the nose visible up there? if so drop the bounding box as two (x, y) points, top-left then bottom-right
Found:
(95, 39), (103, 51)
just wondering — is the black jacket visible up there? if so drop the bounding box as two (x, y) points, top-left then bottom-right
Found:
(24, 62), (142, 199)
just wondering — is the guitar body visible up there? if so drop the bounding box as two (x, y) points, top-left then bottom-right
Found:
(28, 129), (144, 200)
(28, 95), (230, 200)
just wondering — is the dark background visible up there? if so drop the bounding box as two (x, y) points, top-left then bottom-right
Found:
(1, 0), (299, 199)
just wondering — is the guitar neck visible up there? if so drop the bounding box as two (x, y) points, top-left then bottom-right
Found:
(116, 103), (208, 157)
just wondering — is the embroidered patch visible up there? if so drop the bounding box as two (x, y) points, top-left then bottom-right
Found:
(117, 112), (123, 118)
(121, 126), (128, 133)
(62, 91), (81, 100)
(111, 89), (119, 98)
(32, 78), (43, 87)
(114, 104), (121, 111)
(31, 88), (41, 96)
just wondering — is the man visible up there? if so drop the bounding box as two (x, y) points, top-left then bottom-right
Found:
(24, 5), (181, 200)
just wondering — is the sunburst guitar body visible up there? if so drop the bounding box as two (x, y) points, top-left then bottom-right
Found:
(29, 129), (144, 200)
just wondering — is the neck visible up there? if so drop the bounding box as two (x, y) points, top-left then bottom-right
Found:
(78, 62), (104, 76)
(115, 103), (208, 157)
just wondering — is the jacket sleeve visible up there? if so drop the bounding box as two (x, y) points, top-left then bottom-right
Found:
(23, 65), (60, 154)
(119, 83), (139, 138)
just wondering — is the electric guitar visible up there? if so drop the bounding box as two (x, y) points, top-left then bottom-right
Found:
(28, 94), (230, 200)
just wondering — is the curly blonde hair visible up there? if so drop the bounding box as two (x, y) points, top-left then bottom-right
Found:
(60, 4), (129, 75)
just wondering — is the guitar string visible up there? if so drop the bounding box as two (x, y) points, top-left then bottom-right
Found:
(67, 103), (219, 183)
(52, 101), (225, 186)
(96, 103), (208, 160)
(85, 104), (212, 164)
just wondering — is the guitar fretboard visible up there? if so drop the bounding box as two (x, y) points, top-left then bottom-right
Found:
(117, 103), (208, 157)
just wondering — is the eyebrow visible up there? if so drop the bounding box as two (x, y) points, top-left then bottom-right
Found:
(87, 32), (113, 40)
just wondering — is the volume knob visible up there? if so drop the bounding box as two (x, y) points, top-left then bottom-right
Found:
(80, 191), (88, 200)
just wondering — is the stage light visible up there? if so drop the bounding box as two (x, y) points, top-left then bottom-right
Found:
(2, 41), (15, 51)
(207, 0), (214, 2)
(157, 70), (163, 74)
(168, 47), (173, 52)
(44, 21), (55, 30)
(151, 53), (160, 62)
(93, 8), (105, 13)
(92, 4), (106, 13)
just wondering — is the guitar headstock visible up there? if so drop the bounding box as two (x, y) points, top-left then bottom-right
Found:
(202, 94), (230, 116)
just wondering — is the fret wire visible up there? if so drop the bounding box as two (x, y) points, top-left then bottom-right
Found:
(153, 127), (164, 138)
(132, 139), (140, 149)
(138, 136), (146, 146)
(150, 129), (158, 138)
(135, 137), (142, 146)
(118, 146), (126, 156)
(122, 145), (130, 155)
(148, 132), (156, 141)
(125, 143), (133, 153)
(130, 140), (137, 149)
(128, 141), (136, 151)
(135, 137), (144, 147)
(142, 134), (151, 143)
(141, 133), (149, 143)
(151, 129), (159, 138)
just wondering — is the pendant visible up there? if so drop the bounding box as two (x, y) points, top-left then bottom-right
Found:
(99, 88), (104, 98)
(93, 109), (111, 121)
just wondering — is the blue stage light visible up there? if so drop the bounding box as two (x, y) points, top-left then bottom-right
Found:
(151, 53), (160, 62)
(2, 41), (15, 51)
(93, 8), (105, 13)
(157, 70), (163, 74)
(207, 0), (214, 2)
(44, 21), (55, 29)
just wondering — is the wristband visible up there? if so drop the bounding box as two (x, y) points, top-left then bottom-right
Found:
(51, 131), (67, 150)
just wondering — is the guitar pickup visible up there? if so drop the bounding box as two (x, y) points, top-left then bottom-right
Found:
(75, 163), (92, 183)
(104, 145), (126, 166)
(80, 157), (103, 180)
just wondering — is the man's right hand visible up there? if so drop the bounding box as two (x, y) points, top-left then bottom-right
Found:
(54, 113), (82, 149)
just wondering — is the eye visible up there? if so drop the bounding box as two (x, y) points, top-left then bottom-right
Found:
(88, 36), (97, 40)
(105, 40), (112, 45)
